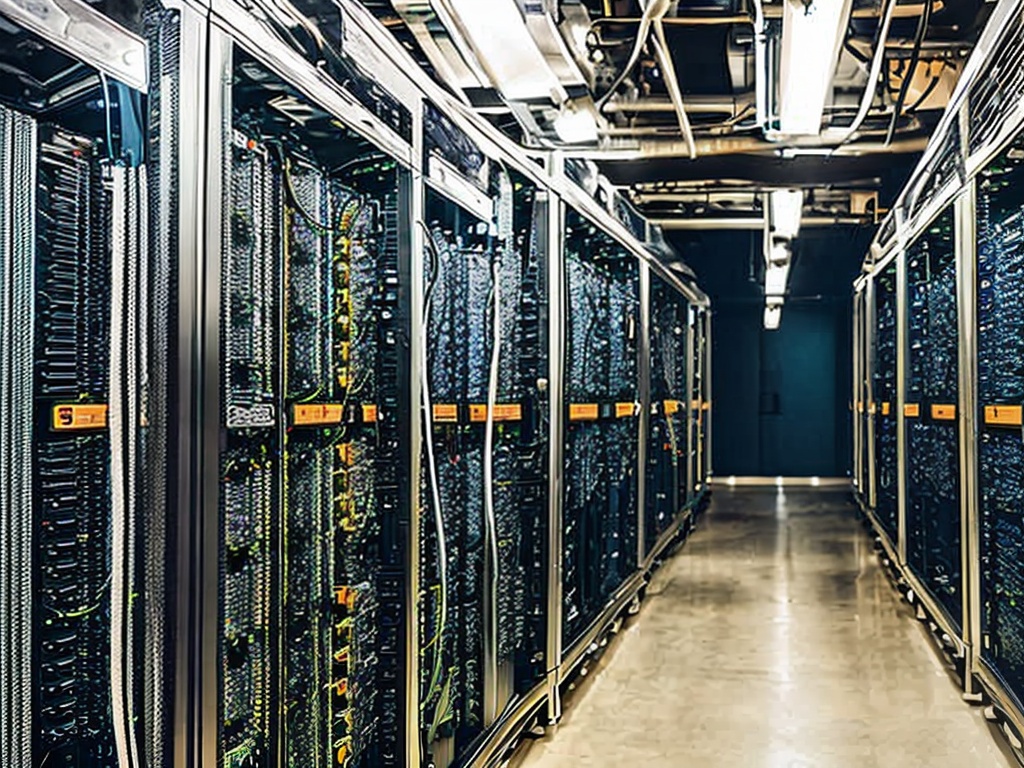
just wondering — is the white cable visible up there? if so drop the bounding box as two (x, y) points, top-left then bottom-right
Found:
(827, 0), (898, 147)
(418, 224), (449, 714)
(109, 166), (131, 768)
(125, 166), (144, 768)
(483, 251), (502, 720)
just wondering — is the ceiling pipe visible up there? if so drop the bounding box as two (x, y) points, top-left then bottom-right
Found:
(652, 215), (872, 230)
(592, 14), (753, 31)
(602, 95), (753, 113)
(567, 132), (929, 159)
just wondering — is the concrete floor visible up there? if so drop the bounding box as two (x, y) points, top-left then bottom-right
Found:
(518, 488), (1017, 768)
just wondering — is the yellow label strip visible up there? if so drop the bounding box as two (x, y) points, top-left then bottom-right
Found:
(52, 404), (108, 431)
(293, 403), (344, 426)
(432, 404), (459, 423)
(931, 404), (956, 421)
(615, 402), (637, 418)
(468, 404), (523, 423)
(904, 403), (920, 418)
(984, 404), (1023, 427)
(569, 403), (599, 422)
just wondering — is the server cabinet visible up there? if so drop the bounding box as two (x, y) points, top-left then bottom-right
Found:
(202, 34), (413, 768)
(0, 0), (188, 764)
(417, 102), (550, 768)
(852, 285), (865, 500)
(645, 276), (689, 555)
(684, 305), (700, 502)
(693, 306), (709, 497)
(976, 128), (1024, 709)
(903, 208), (962, 629)
(561, 210), (641, 652)
(873, 262), (899, 546)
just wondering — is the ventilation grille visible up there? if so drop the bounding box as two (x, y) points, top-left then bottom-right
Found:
(968, 4), (1024, 157)
(909, 119), (962, 223)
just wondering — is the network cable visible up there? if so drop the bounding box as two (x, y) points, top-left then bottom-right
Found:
(416, 220), (450, 735)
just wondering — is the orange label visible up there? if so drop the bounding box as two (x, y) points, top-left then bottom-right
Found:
(868, 402), (877, 415)
(691, 399), (702, 411)
(984, 405), (1023, 427)
(663, 400), (681, 415)
(904, 403), (920, 418)
(616, 402), (636, 418)
(857, 401), (864, 413)
(432, 404), (459, 423)
(52, 404), (108, 431)
(881, 402), (891, 416)
(469, 404), (525, 422)
(293, 403), (344, 426)
(569, 403), (599, 421)
(932, 404), (956, 421)
(493, 404), (522, 422)
(702, 401), (711, 411)
(362, 404), (377, 423)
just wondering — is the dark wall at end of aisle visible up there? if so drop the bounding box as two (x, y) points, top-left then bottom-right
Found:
(671, 227), (870, 478)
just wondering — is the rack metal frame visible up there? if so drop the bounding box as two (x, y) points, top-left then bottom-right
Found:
(854, 0), (1024, 744)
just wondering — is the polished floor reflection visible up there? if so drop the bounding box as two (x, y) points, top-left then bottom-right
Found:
(518, 488), (1014, 768)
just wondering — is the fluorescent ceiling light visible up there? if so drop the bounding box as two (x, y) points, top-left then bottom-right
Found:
(554, 103), (598, 144)
(778, 0), (854, 135)
(439, 0), (563, 102)
(765, 261), (790, 296)
(770, 189), (804, 240)
(764, 304), (782, 330)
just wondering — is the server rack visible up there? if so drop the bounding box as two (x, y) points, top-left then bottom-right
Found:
(645, 276), (691, 556)
(870, 264), (898, 547)
(0, 0), (197, 764)
(853, 0), (1024, 751)
(417, 101), (550, 768)
(692, 306), (710, 502)
(904, 209), (962, 630)
(198, 8), (417, 765)
(560, 210), (641, 654)
(852, 281), (865, 503)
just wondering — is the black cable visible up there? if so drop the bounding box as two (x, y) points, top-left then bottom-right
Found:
(885, 0), (932, 145)
(906, 73), (942, 113)
(844, 36), (870, 65)
(267, 142), (345, 234)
